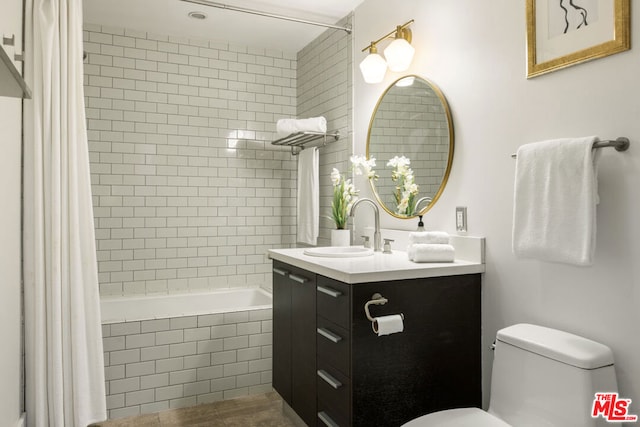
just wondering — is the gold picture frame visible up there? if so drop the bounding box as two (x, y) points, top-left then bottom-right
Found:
(526, 0), (630, 78)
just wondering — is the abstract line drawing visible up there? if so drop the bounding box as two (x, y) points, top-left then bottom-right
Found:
(560, 0), (589, 33)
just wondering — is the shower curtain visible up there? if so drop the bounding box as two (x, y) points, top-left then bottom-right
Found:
(23, 0), (107, 425)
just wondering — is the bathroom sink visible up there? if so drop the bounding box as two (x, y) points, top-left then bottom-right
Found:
(303, 246), (374, 258)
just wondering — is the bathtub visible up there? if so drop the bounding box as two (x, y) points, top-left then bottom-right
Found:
(100, 287), (273, 419)
(101, 287), (273, 323)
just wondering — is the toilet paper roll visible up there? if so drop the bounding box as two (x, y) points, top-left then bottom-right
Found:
(372, 314), (404, 336)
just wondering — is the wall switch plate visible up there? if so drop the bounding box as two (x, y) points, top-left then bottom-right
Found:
(456, 207), (467, 232)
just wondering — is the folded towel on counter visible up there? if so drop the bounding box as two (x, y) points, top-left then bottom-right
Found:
(408, 243), (455, 263)
(276, 116), (327, 137)
(408, 231), (450, 245)
(296, 147), (319, 245)
(512, 136), (601, 266)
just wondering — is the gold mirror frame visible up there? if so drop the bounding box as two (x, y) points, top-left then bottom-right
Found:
(366, 75), (454, 219)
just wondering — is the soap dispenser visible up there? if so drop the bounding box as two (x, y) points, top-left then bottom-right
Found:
(416, 215), (425, 231)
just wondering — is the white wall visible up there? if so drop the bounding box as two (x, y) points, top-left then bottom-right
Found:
(0, 0), (25, 425)
(354, 0), (640, 407)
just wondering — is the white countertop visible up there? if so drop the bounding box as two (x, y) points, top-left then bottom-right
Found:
(268, 247), (485, 284)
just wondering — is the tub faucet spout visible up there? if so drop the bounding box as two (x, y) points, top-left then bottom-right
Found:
(349, 198), (381, 252)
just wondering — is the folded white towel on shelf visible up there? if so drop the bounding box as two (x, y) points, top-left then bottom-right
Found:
(276, 116), (327, 137)
(408, 231), (450, 245)
(408, 243), (455, 263)
(297, 147), (319, 246)
(512, 136), (601, 266)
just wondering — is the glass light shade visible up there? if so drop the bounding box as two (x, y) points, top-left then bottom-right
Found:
(384, 38), (415, 72)
(359, 52), (387, 84)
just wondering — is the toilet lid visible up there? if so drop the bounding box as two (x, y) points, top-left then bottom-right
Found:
(402, 407), (512, 427)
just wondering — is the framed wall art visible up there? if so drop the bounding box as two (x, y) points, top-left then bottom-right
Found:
(526, 0), (630, 78)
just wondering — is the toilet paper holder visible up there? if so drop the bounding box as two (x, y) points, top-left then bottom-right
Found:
(364, 293), (404, 321)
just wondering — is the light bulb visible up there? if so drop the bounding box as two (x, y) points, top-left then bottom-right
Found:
(384, 37), (415, 72)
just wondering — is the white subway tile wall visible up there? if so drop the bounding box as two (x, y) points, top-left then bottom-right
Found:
(86, 20), (353, 419)
(297, 16), (353, 246)
(102, 308), (272, 419)
(84, 24), (297, 297)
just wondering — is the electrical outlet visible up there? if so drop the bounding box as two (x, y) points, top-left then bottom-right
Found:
(456, 207), (467, 232)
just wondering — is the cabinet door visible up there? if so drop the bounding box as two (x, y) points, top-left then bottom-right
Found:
(272, 261), (317, 426)
(351, 274), (482, 427)
(290, 269), (317, 426)
(272, 262), (292, 404)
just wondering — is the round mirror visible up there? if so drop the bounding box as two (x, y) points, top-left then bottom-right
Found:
(366, 75), (454, 218)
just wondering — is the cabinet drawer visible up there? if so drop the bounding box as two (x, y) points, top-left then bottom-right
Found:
(317, 363), (350, 420)
(317, 276), (350, 329)
(317, 317), (350, 377)
(317, 403), (349, 427)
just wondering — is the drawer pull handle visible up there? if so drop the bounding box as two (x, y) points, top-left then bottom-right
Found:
(273, 267), (288, 276)
(317, 327), (342, 343)
(317, 369), (342, 389)
(318, 411), (340, 427)
(317, 285), (342, 298)
(289, 274), (308, 284)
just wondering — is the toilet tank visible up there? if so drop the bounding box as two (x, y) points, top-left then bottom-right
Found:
(488, 324), (619, 427)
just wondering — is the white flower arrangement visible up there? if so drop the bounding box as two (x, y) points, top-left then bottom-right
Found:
(330, 156), (378, 229)
(387, 155), (419, 216)
(350, 155), (378, 181)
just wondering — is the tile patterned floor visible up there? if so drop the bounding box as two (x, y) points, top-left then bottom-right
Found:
(90, 392), (297, 427)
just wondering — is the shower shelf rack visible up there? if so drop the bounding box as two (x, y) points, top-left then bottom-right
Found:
(271, 130), (340, 155)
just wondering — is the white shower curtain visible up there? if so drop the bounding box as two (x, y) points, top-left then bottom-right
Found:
(23, 0), (107, 426)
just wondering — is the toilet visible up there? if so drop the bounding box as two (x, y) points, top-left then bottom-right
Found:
(403, 323), (619, 427)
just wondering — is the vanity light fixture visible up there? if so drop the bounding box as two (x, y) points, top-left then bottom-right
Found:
(359, 44), (388, 84)
(360, 20), (415, 84)
(384, 25), (415, 71)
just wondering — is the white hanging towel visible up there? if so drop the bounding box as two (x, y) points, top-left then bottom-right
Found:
(297, 147), (319, 245)
(512, 136), (602, 266)
(277, 116), (327, 137)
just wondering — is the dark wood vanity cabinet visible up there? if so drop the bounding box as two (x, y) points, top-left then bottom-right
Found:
(273, 261), (481, 427)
